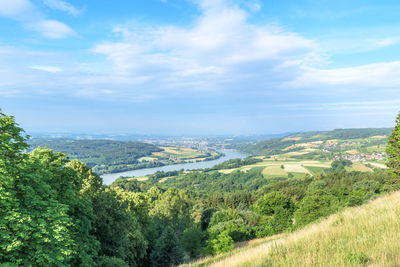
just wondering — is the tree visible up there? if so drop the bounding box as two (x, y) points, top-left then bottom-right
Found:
(253, 192), (293, 216)
(208, 231), (234, 255)
(26, 148), (100, 266)
(387, 113), (400, 181)
(294, 189), (339, 227)
(91, 189), (147, 266)
(330, 159), (352, 172)
(182, 226), (204, 258)
(150, 226), (184, 267)
(149, 188), (192, 235)
(0, 113), (76, 266)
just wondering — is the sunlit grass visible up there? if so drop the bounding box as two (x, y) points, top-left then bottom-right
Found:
(188, 191), (400, 267)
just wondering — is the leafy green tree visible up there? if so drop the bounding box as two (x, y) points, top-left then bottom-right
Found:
(182, 226), (204, 258)
(149, 188), (192, 234)
(387, 113), (400, 182)
(253, 191), (294, 216)
(65, 159), (103, 198)
(92, 189), (147, 266)
(0, 113), (76, 266)
(150, 226), (184, 267)
(330, 159), (352, 172)
(294, 189), (339, 227)
(208, 231), (234, 255)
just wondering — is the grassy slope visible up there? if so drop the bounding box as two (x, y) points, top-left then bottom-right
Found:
(186, 191), (400, 267)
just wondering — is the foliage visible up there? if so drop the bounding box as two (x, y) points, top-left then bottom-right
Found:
(182, 226), (204, 258)
(91, 189), (147, 266)
(208, 231), (234, 255)
(387, 113), (400, 179)
(294, 189), (339, 227)
(97, 256), (129, 267)
(150, 226), (184, 267)
(329, 159), (352, 172)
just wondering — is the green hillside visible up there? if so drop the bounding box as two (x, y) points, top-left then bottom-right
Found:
(185, 190), (400, 267)
(28, 138), (163, 174)
(231, 128), (391, 160)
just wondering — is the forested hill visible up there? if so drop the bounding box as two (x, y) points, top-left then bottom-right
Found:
(28, 139), (162, 174)
(232, 128), (392, 155)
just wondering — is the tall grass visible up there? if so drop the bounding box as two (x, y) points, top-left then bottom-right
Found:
(191, 191), (400, 267)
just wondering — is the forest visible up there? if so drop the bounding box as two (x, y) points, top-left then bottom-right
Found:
(28, 139), (163, 174)
(2, 111), (400, 267)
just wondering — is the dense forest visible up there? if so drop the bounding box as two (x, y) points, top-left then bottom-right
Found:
(2, 111), (400, 266)
(28, 139), (163, 174)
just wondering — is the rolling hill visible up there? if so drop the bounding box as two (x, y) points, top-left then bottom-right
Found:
(185, 190), (400, 266)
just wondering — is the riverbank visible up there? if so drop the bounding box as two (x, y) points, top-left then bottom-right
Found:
(95, 150), (224, 175)
(102, 149), (246, 184)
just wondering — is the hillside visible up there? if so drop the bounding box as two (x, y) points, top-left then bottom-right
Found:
(28, 138), (163, 174)
(186, 190), (400, 267)
(231, 128), (391, 160)
(28, 139), (221, 174)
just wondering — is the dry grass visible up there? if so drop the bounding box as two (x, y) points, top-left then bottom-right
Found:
(282, 164), (311, 174)
(346, 149), (359, 155)
(199, 191), (400, 267)
(282, 137), (302, 141)
(262, 166), (287, 177)
(369, 162), (388, 169)
(283, 151), (309, 156)
(160, 146), (188, 154)
(351, 163), (372, 172)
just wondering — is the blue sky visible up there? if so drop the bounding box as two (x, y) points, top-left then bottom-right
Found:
(1, 0), (400, 135)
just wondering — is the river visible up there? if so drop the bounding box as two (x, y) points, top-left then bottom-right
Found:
(102, 149), (246, 185)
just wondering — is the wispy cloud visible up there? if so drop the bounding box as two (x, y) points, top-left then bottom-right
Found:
(41, 0), (81, 16)
(0, 0), (35, 19)
(0, 0), (74, 38)
(286, 61), (400, 88)
(30, 65), (63, 72)
(31, 19), (74, 38)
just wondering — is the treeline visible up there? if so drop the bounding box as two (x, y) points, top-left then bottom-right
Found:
(28, 138), (162, 174)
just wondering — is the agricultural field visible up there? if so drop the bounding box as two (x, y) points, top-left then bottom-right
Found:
(218, 155), (386, 178)
(216, 157), (385, 179)
(144, 146), (221, 163)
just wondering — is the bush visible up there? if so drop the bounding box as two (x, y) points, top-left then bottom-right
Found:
(208, 232), (234, 255)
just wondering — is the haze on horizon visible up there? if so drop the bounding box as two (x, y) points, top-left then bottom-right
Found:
(1, 0), (400, 135)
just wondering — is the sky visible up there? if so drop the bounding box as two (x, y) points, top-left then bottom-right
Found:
(1, 0), (400, 135)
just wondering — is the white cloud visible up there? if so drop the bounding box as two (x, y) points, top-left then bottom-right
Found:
(287, 61), (400, 88)
(42, 0), (80, 16)
(92, 1), (316, 94)
(378, 38), (395, 47)
(32, 20), (74, 38)
(0, 0), (74, 38)
(0, 0), (34, 19)
(30, 65), (63, 72)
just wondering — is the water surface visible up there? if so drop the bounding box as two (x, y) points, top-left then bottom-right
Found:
(102, 149), (246, 184)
